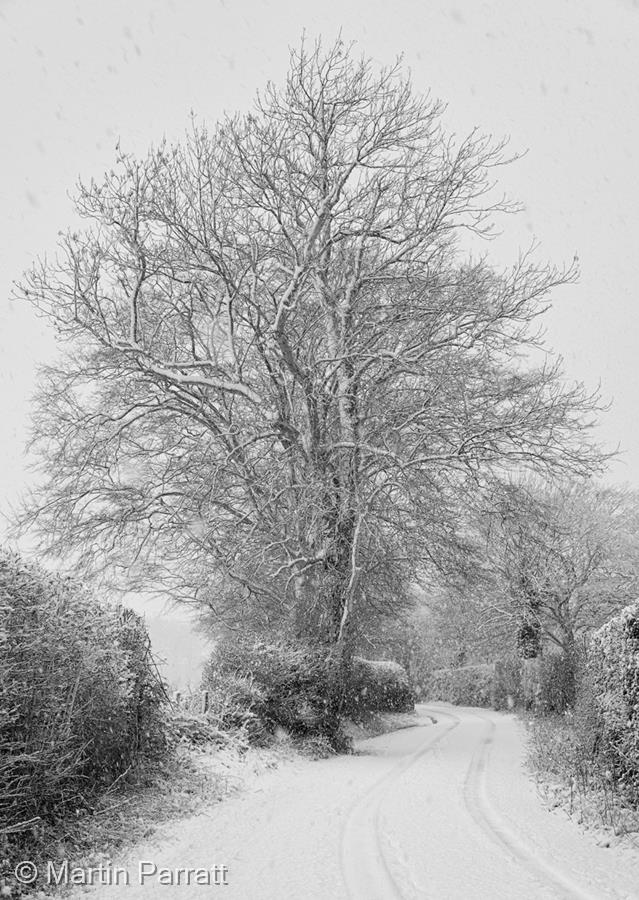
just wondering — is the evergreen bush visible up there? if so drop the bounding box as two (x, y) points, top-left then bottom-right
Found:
(0, 550), (167, 836)
(345, 658), (415, 714)
(428, 663), (495, 707)
(577, 602), (639, 801)
(202, 639), (334, 742)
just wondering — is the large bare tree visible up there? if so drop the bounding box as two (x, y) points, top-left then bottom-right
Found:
(17, 39), (600, 662)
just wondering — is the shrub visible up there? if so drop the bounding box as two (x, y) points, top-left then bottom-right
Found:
(521, 657), (542, 709)
(492, 658), (523, 710)
(538, 652), (578, 713)
(345, 658), (415, 714)
(427, 660), (524, 710)
(0, 550), (167, 838)
(202, 638), (335, 743)
(577, 602), (639, 801)
(428, 663), (495, 707)
(204, 670), (269, 743)
(203, 641), (417, 748)
(165, 709), (228, 748)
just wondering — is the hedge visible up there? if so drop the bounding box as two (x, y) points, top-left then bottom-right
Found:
(0, 550), (167, 836)
(428, 663), (495, 707)
(345, 658), (415, 714)
(521, 653), (577, 713)
(428, 660), (521, 710)
(202, 639), (335, 743)
(203, 640), (416, 748)
(578, 601), (639, 799)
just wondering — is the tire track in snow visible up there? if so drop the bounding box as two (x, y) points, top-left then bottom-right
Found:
(462, 710), (602, 900)
(340, 709), (460, 900)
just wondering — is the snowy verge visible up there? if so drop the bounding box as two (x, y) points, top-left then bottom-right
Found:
(523, 712), (639, 852)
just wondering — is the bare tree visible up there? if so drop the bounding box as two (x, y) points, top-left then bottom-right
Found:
(483, 479), (639, 657)
(16, 39), (601, 668)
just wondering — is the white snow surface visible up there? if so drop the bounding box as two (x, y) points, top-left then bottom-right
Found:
(75, 705), (639, 899)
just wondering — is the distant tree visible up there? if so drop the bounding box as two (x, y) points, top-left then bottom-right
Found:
(484, 479), (639, 657)
(17, 39), (601, 683)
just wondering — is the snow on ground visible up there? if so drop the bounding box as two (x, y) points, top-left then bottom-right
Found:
(68, 705), (639, 899)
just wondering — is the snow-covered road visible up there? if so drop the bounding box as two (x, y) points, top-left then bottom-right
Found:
(77, 705), (639, 899)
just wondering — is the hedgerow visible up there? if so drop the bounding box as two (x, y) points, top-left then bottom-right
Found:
(202, 639), (416, 749)
(577, 601), (639, 802)
(202, 638), (335, 744)
(0, 550), (167, 846)
(345, 658), (415, 714)
(428, 663), (495, 707)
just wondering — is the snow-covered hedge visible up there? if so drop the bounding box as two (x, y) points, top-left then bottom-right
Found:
(428, 660), (521, 710)
(345, 657), (415, 713)
(202, 639), (335, 742)
(204, 642), (415, 744)
(579, 601), (639, 798)
(0, 550), (167, 836)
(428, 663), (495, 707)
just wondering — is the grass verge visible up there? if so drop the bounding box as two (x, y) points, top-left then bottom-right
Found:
(0, 732), (301, 898)
(524, 713), (639, 848)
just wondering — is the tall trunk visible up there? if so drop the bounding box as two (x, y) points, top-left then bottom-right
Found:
(310, 158), (361, 744)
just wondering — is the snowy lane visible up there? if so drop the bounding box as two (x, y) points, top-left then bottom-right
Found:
(340, 711), (461, 899)
(461, 710), (600, 900)
(357, 708), (566, 900)
(77, 705), (639, 900)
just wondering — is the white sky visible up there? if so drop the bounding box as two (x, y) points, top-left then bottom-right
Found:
(1, 0), (638, 527)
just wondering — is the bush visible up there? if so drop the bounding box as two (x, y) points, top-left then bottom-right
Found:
(492, 659), (523, 710)
(165, 709), (228, 748)
(202, 639), (335, 743)
(203, 641), (417, 748)
(576, 602), (639, 801)
(204, 671), (269, 743)
(428, 660), (524, 710)
(428, 663), (495, 707)
(538, 652), (578, 713)
(0, 550), (167, 838)
(345, 658), (415, 714)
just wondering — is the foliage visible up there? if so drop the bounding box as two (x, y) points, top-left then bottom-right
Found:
(353, 599), (434, 694)
(0, 549), (167, 841)
(203, 671), (269, 743)
(16, 39), (602, 664)
(491, 659), (523, 710)
(527, 713), (639, 837)
(538, 652), (578, 713)
(165, 708), (228, 748)
(428, 663), (496, 707)
(202, 637), (415, 746)
(577, 602), (639, 802)
(526, 601), (639, 834)
(345, 657), (415, 714)
(0, 735), (263, 898)
(426, 659), (520, 710)
(202, 638), (339, 744)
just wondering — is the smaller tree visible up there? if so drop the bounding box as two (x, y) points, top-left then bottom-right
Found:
(484, 479), (639, 657)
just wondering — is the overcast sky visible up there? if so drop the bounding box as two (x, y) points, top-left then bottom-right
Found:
(1, 0), (638, 532)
